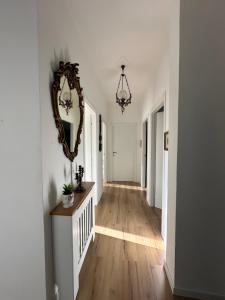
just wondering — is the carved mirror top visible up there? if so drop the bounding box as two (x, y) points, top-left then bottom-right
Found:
(52, 61), (84, 161)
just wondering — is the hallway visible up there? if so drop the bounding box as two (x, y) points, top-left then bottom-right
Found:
(77, 182), (190, 300)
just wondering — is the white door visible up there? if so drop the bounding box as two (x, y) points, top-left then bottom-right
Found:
(112, 123), (136, 182)
(155, 112), (164, 209)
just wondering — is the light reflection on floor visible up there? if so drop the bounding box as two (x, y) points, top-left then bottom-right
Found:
(95, 225), (164, 250)
(105, 182), (146, 191)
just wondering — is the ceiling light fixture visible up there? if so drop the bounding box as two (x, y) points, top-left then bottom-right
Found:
(116, 65), (132, 114)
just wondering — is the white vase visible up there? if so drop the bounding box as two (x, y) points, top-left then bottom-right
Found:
(62, 194), (74, 208)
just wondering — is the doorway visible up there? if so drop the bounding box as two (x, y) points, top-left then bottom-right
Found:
(150, 103), (167, 240)
(112, 123), (137, 182)
(150, 106), (164, 208)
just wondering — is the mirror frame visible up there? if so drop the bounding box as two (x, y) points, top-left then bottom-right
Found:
(51, 61), (84, 161)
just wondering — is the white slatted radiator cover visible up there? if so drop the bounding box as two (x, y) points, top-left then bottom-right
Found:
(51, 182), (95, 300)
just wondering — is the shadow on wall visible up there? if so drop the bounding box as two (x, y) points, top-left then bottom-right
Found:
(48, 177), (57, 208)
(49, 48), (71, 94)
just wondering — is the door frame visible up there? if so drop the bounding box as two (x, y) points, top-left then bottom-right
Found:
(149, 92), (167, 240)
(102, 121), (107, 184)
(150, 102), (164, 207)
(84, 100), (97, 204)
(141, 119), (148, 188)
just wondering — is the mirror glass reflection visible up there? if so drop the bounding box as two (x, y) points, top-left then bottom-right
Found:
(57, 75), (80, 152)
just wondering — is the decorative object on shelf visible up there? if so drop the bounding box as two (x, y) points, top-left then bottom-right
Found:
(62, 184), (74, 208)
(116, 65), (132, 114)
(75, 165), (86, 193)
(164, 131), (169, 151)
(99, 114), (102, 152)
(51, 61), (84, 161)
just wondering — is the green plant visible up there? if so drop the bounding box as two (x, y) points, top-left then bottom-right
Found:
(62, 184), (73, 195)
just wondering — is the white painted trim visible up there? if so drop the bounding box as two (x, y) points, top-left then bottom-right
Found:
(163, 262), (174, 291)
(84, 102), (98, 204)
(174, 287), (225, 300)
(149, 99), (165, 207)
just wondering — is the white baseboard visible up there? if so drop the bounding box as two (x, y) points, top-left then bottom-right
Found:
(164, 264), (225, 300)
(174, 287), (225, 300)
(163, 262), (174, 291)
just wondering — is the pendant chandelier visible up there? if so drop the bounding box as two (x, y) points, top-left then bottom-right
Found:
(116, 65), (132, 114)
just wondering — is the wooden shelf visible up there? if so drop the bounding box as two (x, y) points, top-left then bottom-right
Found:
(50, 182), (95, 216)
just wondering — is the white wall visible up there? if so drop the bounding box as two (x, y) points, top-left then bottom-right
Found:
(38, 0), (107, 297)
(0, 1), (46, 299)
(139, 1), (180, 286)
(140, 0), (179, 286)
(164, 0), (180, 289)
(174, 1), (225, 298)
(140, 2), (225, 298)
(140, 52), (170, 242)
(141, 53), (169, 208)
(107, 102), (142, 183)
(154, 53), (169, 102)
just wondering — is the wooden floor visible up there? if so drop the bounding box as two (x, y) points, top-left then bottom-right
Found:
(77, 182), (193, 300)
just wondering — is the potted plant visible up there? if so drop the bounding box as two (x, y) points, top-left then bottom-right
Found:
(62, 184), (74, 208)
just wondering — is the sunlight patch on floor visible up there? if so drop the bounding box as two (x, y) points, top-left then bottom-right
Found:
(95, 225), (164, 250)
(105, 182), (146, 191)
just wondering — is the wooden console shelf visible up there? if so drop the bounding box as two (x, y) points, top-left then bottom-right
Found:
(50, 182), (94, 216)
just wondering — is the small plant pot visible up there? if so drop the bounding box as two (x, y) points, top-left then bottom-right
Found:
(62, 193), (74, 208)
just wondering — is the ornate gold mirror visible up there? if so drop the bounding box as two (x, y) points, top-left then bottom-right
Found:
(52, 61), (84, 161)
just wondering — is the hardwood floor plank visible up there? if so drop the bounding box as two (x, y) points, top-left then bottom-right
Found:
(77, 182), (195, 300)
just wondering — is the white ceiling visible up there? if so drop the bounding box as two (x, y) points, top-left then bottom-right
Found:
(73, 0), (170, 103)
